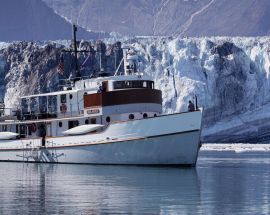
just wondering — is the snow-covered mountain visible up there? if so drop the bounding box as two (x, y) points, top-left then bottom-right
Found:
(43, 0), (270, 37)
(1, 36), (270, 143)
(0, 0), (107, 41)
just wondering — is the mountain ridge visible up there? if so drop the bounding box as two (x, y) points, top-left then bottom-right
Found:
(43, 0), (270, 37)
(0, 0), (108, 41)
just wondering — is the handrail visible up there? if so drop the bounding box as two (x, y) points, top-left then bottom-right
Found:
(114, 57), (124, 76)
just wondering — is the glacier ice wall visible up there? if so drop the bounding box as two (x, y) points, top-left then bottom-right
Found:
(0, 42), (62, 107)
(1, 37), (270, 142)
(122, 37), (270, 142)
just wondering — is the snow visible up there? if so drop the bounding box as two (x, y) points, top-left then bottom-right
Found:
(0, 42), (9, 49)
(201, 143), (270, 152)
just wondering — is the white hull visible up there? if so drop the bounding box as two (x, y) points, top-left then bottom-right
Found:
(0, 111), (202, 166)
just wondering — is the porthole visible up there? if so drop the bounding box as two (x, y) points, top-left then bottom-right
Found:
(129, 114), (134, 120)
(69, 94), (73, 99)
(106, 116), (111, 123)
(59, 122), (63, 127)
(143, 113), (148, 118)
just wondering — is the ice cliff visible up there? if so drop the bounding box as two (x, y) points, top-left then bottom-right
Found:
(1, 37), (270, 143)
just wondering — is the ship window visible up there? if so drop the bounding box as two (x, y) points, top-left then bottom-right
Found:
(59, 122), (62, 127)
(68, 120), (79, 129)
(143, 81), (147, 88)
(143, 113), (148, 118)
(125, 81), (130, 87)
(68, 121), (73, 129)
(129, 114), (134, 120)
(48, 95), (57, 114)
(39, 96), (47, 113)
(106, 116), (111, 123)
(69, 94), (73, 99)
(21, 98), (29, 114)
(61, 94), (66, 103)
(19, 125), (26, 138)
(85, 119), (89, 124)
(2, 125), (7, 131)
(30, 97), (38, 114)
(113, 81), (123, 89)
(28, 126), (32, 136)
(91, 118), (96, 124)
(154, 114), (157, 117)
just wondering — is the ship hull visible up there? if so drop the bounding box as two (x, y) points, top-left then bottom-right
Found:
(0, 111), (202, 166)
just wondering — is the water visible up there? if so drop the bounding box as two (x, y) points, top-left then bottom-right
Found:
(0, 150), (270, 215)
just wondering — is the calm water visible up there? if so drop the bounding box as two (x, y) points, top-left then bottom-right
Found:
(0, 150), (270, 215)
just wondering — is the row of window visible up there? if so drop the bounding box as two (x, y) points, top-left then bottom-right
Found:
(57, 113), (156, 128)
(21, 93), (74, 114)
(58, 118), (97, 128)
(21, 96), (57, 114)
(128, 113), (157, 119)
(113, 80), (154, 90)
(0, 113), (158, 135)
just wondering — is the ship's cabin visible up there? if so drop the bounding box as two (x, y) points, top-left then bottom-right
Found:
(0, 74), (162, 139)
(0, 47), (163, 139)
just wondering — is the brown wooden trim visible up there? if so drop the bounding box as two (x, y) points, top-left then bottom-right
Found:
(84, 89), (162, 108)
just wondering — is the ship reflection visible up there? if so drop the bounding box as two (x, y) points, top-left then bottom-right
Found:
(1, 163), (201, 214)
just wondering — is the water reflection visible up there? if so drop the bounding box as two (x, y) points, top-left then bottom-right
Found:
(198, 151), (270, 215)
(0, 163), (201, 214)
(0, 151), (269, 214)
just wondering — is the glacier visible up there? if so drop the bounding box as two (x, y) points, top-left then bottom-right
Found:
(1, 37), (270, 142)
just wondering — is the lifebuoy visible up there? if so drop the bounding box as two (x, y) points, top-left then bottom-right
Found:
(30, 123), (37, 133)
(60, 103), (67, 113)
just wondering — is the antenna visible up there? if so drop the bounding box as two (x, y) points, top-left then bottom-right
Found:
(99, 51), (102, 72)
(114, 50), (117, 71)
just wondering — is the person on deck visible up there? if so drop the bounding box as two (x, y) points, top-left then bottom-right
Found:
(97, 85), (104, 93)
(188, 100), (195, 112)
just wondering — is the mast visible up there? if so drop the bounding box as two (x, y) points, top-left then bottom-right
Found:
(61, 24), (93, 83)
(73, 24), (81, 79)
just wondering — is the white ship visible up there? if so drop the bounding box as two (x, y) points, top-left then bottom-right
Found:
(0, 26), (203, 166)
